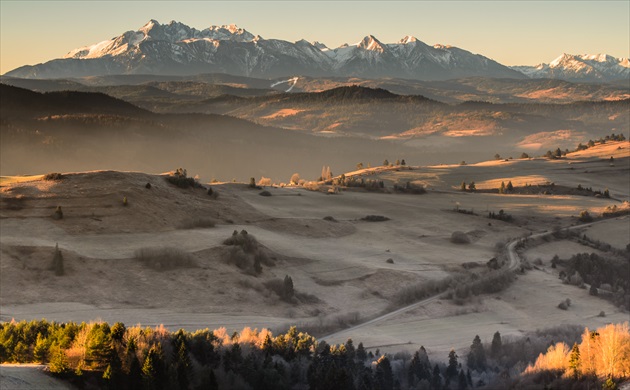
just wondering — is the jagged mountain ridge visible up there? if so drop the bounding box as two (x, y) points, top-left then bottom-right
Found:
(5, 19), (524, 80)
(6, 20), (628, 83)
(513, 53), (629, 83)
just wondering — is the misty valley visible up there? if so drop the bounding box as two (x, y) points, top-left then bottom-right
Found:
(1, 17), (629, 390)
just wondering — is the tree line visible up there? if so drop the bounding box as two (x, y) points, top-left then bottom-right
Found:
(1, 320), (628, 389)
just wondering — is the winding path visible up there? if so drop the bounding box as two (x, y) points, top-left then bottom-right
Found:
(320, 219), (606, 343)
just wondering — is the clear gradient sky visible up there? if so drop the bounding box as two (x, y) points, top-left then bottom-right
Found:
(1, 0), (629, 74)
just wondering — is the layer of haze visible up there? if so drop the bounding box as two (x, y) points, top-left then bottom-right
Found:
(1, 0), (629, 75)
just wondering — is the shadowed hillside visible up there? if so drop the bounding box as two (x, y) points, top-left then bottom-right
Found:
(0, 85), (426, 182)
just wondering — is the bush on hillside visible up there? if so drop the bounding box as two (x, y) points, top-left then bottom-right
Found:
(451, 231), (471, 244)
(361, 215), (390, 222)
(43, 173), (64, 181)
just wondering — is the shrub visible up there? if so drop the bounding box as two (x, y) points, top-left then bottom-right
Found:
(226, 246), (251, 270)
(145, 182), (151, 189)
(259, 191), (271, 197)
(223, 230), (259, 253)
(451, 231), (471, 244)
(578, 210), (593, 222)
(122, 197), (128, 206)
(361, 215), (390, 222)
(598, 311), (606, 317)
(386, 258), (394, 264)
(393, 181), (427, 194)
(53, 206), (63, 220)
(165, 168), (199, 189)
(207, 187), (219, 199)
(222, 231), (272, 274)
(264, 275), (295, 302)
(51, 244), (64, 276)
(258, 177), (272, 187)
(558, 301), (568, 310)
(489, 209), (513, 222)
(43, 173), (64, 181)
(135, 247), (195, 271)
(323, 216), (337, 222)
(391, 277), (458, 306)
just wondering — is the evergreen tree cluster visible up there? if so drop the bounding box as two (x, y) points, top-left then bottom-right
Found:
(546, 132), (626, 158)
(223, 230), (273, 275)
(332, 174), (385, 191)
(563, 252), (630, 310)
(488, 209), (513, 222)
(0, 320), (546, 390)
(165, 168), (202, 189)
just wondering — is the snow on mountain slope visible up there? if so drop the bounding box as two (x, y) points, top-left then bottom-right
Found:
(513, 53), (630, 82)
(9, 19), (618, 82)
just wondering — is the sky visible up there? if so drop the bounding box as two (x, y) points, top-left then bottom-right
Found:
(1, 0), (629, 74)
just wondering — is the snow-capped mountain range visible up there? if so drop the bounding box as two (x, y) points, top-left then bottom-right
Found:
(5, 20), (629, 83)
(512, 53), (629, 82)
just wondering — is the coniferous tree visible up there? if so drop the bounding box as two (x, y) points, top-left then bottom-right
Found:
(103, 351), (123, 390)
(33, 333), (49, 363)
(283, 275), (294, 299)
(142, 344), (165, 390)
(569, 342), (581, 379)
(173, 333), (191, 390)
(110, 322), (125, 345)
(52, 243), (64, 276)
(506, 181), (514, 192)
(431, 364), (442, 389)
(491, 331), (502, 358)
(446, 350), (459, 379)
(356, 342), (367, 362)
(458, 369), (468, 389)
(467, 335), (486, 371)
(409, 346), (431, 385)
(48, 344), (70, 375)
(375, 355), (394, 390)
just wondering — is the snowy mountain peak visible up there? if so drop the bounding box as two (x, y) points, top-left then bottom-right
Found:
(549, 53), (573, 67)
(399, 36), (418, 44)
(357, 35), (386, 52)
(433, 44), (452, 50)
(513, 52), (630, 82)
(312, 41), (329, 51)
(206, 24), (253, 40)
(8, 20), (529, 80)
(140, 19), (160, 34)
